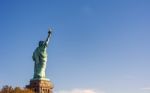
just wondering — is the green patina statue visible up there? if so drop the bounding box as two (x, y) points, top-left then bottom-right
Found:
(32, 29), (52, 80)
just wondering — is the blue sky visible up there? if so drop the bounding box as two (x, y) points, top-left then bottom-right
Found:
(0, 0), (150, 93)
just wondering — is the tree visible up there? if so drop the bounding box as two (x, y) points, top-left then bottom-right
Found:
(0, 85), (34, 93)
(0, 85), (13, 93)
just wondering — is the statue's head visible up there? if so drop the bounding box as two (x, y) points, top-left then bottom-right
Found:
(39, 41), (44, 46)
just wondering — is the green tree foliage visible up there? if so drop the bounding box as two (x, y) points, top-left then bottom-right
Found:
(0, 85), (34, 93)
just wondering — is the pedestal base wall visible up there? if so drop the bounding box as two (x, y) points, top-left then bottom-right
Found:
(26, 79), (53, 93)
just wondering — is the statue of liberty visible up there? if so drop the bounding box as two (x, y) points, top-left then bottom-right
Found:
(32, 29), (52, 79)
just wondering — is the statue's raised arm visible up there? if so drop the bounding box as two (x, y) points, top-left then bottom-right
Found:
(45, 28), (52, 45)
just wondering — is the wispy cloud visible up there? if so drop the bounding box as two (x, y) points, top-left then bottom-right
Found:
(55, 88), (105, 93)
(81, 5), (94, 16)
(124, 75), (135, 79)
(141, 87), (150, 90)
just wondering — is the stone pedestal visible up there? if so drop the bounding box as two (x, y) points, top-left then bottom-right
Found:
(26, 79), (53, 93)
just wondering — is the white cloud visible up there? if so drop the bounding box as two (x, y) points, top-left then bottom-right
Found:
(141, 87), (150, 90)
(55, 89), (105, 93)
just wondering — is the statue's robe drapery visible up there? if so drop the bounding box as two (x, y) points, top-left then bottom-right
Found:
(32, 42), (48, 79)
